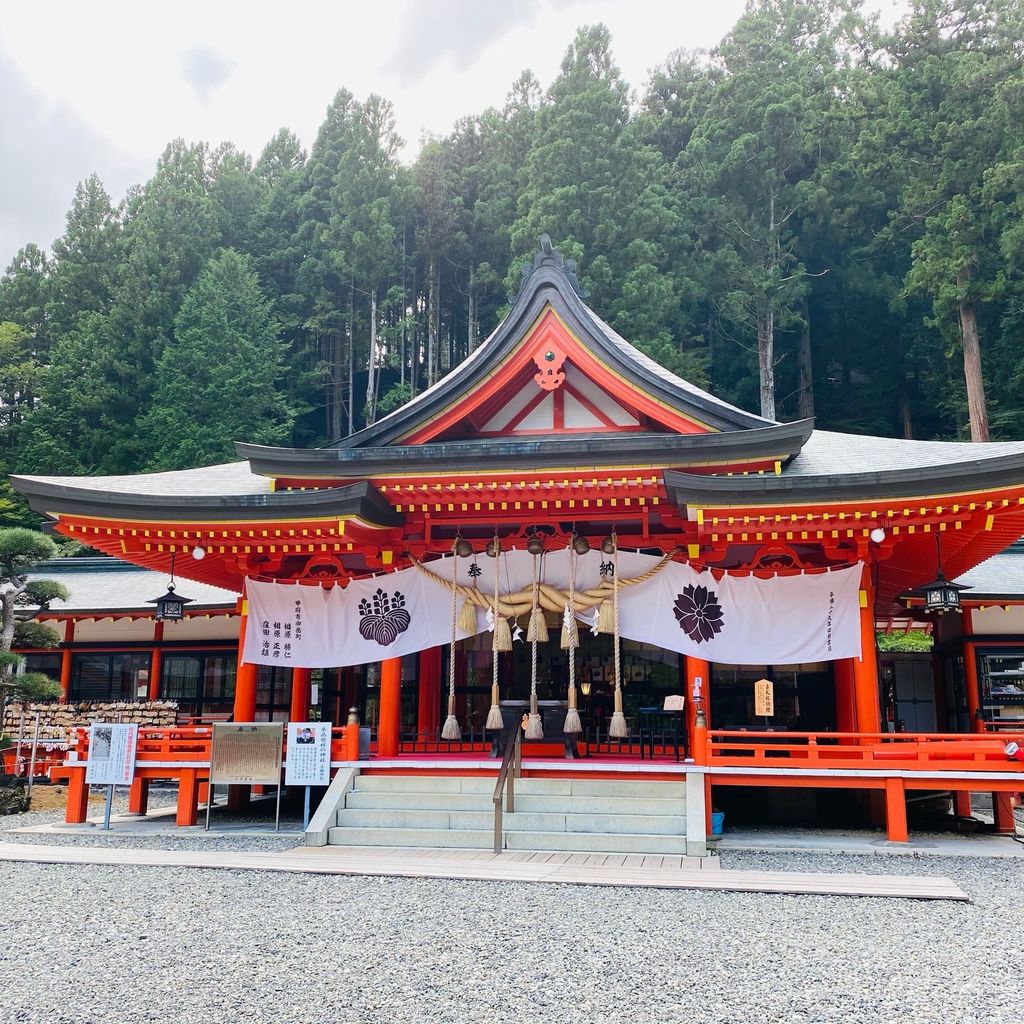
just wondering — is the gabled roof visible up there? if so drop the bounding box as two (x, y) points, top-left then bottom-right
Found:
(334, 237), (774, 447)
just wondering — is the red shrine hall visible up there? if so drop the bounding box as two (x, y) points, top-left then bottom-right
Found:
(12, 237), (1024, 853)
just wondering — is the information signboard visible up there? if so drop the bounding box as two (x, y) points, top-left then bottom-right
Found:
(754, 678), (775, 718)
(663, 695), (686, 712)
(85, 723), (138, 786)
(285, 721), (333, 787)
(209, 723), (283, 785)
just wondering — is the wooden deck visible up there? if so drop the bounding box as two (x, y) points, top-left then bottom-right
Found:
(0, 842), (968, 901)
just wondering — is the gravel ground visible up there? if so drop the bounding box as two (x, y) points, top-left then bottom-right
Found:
(2, 801), (1024, 1023)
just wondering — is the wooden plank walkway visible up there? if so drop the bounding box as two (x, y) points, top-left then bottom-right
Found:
(0, 842), (968, 901)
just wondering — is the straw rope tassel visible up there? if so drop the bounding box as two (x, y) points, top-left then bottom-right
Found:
(486, 544), (505, 731)
(563, 546), (582, 735)
(608, 538), (628, 739)
(441, 552), (461, 741)
(525, 552), (544, 739)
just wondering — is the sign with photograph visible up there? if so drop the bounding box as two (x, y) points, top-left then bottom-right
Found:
(209, 723), (283, 785)
(754, 678), (775, 718)
(284, 721), (333, 787)
(85, 723), (139, 786)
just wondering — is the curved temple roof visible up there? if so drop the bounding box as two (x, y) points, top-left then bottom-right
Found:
(11, 238), (1024, 536)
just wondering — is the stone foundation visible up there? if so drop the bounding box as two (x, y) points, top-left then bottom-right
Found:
(2, 701), (179, 741)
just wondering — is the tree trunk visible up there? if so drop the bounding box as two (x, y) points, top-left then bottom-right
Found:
(468, 265), (476, 352)
(347, 279), (355, 437)
(957, 268), (989, 441)
(1, 591), (16, 653)
(797, 298), (814, 420)
(427, 256), (437, 387)
(899, 390), (914, 439)
(757, 307), (776, 421)
(366, 290), (378, 426)
(329, 328), (342, 441)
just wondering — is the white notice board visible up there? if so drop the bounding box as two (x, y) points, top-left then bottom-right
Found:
(210, 723), (283, 785)
(85, 723), (139, 786)
(284, 721), (333, 787)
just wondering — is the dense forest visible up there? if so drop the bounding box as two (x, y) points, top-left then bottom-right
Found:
(1, 0), (1023, 528)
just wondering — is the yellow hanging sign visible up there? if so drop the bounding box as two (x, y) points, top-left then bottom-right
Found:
(754, 678), (775, 718)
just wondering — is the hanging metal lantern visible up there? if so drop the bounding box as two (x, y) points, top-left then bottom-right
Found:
(147, 553), (194, 622)
(913, 535), (970, 615)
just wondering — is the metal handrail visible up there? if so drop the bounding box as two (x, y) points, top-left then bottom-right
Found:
(492, 727), (522, 854)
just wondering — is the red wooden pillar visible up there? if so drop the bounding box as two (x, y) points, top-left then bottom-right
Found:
(229, 600), (258, 811)
(148, 621), (164, 701)
(962, 609), (985, 733)
(59, 620), (75, 703)
(290, 667), (312, 722)
(953, 791), (972, 817)
(176, 769), (201, 826)
(127, 777), (150, 815)
(685, 655), (710, 761)
(418, 647), (442, 738)
(992, 793), (1016, 834)
(833, 658), (857, 733)
(853, 568), (881, 735)
(65, 767), (89, 824)
(884, 776), (909, 842)
(377, 657), (402, 757)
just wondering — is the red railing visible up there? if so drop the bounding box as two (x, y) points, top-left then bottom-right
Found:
(705, 729), (1024, 773)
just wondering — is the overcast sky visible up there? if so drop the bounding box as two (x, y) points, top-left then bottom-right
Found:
(0, 0), (907, 270)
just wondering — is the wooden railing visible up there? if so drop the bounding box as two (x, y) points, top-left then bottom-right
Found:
(705, 729), (1024, 773)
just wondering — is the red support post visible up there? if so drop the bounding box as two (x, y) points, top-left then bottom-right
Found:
(59, 620), (75, 703)
(953, 791), (972, 817)
(833, 659), (857, 733)
(290, 667), (312, 723)
(992, 793), (1016, 834)
(148, 621), (164, 701)
(176, 769), (201, 827)
(229, 600), (258, 811)
(127, 777), (150, 816)
(378, 657), (402, 758)
(685, 655), (710, 758)
(884, 776), (909, 843)
(417, 647), (441, 738)
(853, 568), (881, 734)
(65, 767), (89, 824)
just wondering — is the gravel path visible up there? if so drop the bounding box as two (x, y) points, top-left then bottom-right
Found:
(2, 810), (1024, 1023)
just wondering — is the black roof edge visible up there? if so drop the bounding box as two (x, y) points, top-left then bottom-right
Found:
(664, 452), (1024, 505)
(10, 476), (405, 527)
(236, 420), (814, 478)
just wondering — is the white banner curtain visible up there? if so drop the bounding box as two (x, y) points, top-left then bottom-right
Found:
(242, 551), (863, 668)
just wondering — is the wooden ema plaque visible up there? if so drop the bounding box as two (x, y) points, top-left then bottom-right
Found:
(754, 678), (775, 718)
(210, 723), (283, 785)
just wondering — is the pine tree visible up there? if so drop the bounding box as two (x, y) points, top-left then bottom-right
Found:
(143, 249), (294, 469)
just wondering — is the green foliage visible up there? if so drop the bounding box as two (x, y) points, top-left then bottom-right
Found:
(1, 7), (1023, 464)
(144, 249), (295, 469)
(876, 631), (935, 653)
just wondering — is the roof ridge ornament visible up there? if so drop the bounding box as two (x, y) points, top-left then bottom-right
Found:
(515, 234), (589, 300)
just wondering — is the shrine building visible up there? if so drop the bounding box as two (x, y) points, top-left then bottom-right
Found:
(11, 238), (1024, 854)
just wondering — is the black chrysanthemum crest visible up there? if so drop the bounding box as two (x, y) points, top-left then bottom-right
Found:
(673, 584), (725, 644)
(358, 589), (412, 646)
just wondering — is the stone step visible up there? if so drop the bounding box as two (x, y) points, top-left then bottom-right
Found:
(354, 775), (495, 794)
(336, 807), (688, 835)
(327, 826), (687, 855)
(352, 774), (687, 799)
(328, 826), (492, 849)
(345, 791), (685, 817)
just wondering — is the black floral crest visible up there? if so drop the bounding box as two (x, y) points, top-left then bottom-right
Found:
(358, 589), (412, 646)
(673, 584), (724, 644)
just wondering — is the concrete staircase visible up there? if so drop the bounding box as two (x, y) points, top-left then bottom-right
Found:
(327, 774), (693, 855)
